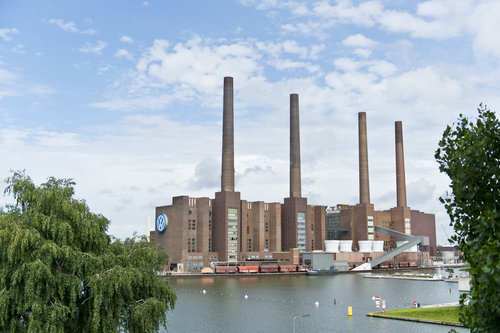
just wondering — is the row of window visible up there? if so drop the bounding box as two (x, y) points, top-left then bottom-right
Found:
(297, 212), (306, 250)
(188, 219), (196, 230)
(187, 238), (196, 252)
(188, 255), (203, 260)
(187, 262), (204, 271)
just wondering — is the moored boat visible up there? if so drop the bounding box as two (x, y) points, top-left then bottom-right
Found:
(307, 266), (338, 276)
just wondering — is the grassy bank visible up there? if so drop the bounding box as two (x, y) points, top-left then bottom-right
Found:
(372, 306), (462, 326)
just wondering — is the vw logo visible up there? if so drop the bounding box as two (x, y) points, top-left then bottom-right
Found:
(156, 214), (167, 233)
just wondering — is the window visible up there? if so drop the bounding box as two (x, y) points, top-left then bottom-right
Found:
(187, 238), (196, 252)
(208, 238), (212, 252)
(312, 239), (315, 250)
(311, 223), (314, 231)
(405, 218), (411, 235)
(247, 238), (252, 252)
(367, 216), (374, 240)
(227, 208), (239, 262)
(265, 239), (269, 251)
(265, 223), (269, 233)
(298, 211), (306, 251)
(188, 219), (196, 230)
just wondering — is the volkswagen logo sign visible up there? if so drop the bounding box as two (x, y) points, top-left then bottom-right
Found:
(156, 214), (167, 233)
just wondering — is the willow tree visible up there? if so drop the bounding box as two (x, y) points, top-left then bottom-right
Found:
(0, 172), (176, 332)
(435, 105), (500, 331)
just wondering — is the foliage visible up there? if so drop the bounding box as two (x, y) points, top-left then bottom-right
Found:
(435, 104), (500, 332)
(380, 306), (461, 324)
(0, 172), (176, 332)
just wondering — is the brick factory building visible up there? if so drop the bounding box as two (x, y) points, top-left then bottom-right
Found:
(150, 77), (437, 272)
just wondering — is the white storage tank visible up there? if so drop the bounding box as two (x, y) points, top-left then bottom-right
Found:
(358, 240), (372, 253)
(396, 241), (418, 252)
(339, 240), (353, 252)
(324, 240), (340, 253)
(372, 241), (384, 252)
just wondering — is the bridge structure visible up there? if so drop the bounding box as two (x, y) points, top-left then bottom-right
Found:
(352, 226), (429, 271)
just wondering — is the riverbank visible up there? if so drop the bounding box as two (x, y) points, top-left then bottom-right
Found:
(367, 305), (464, 327)
(160, 265), (466, 279)
(364, 273), (443, 281)
(165, 268), (467, 332)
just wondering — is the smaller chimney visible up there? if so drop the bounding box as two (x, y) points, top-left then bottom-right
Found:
(290, 93), (301, 198)
(358, 112), (370, 204)
(221, 77), (235, 192)
(395, 121), (407, 207)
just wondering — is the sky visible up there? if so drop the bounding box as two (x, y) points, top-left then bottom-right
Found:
(1, 0), (499, 245)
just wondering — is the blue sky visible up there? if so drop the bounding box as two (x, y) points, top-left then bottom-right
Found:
(1, 0), (499, 244)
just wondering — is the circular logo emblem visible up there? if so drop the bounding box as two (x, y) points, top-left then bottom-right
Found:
(156, 214), (167, 233)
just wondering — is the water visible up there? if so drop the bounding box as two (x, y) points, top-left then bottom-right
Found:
(162, 268), (468, 332)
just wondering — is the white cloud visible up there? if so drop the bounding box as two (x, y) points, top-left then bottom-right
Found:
(48, 18), (96, 35)
(93, 36), (266, 111)
(120, 35), (134, 43)
(469, 0), (500, 58)
(35, 131), (84, 147)
(79, 40), (107, 54)
(49, 19), (78, 32)
(367, 60), (396, 77)
(0, 67), (52, 101)
(342, 33), (377, 48)
(353, 48), (372, 58)
(333, 57), (362, 72)
(0, 28), (19, 41)
(242, 0), (310, 16)
(115, 48), (134, 60)
(0, 68), (18, 81)
(313, 0), (382, 26)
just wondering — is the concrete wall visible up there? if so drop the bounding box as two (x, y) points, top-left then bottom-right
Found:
(411, 209), (437, 256)
(302, 253), (334, 270)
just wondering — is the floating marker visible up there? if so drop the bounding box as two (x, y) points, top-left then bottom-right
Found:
(202, 290), (207, 294)
(334, 299), (336, 305)
(244, 295), (248, 299)
(315, 301), (319, 307)
(348, 306), (353, 316)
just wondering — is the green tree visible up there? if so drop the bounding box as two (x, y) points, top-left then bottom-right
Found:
(435, 104), (500, 331)
(0, 172), (176, 332)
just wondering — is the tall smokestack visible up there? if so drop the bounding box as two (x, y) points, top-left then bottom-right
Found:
(395, 121), (407, 207)
(290, 93), (301, 198)
(358, 112), (370, 204)
(221, 77), (234, 192)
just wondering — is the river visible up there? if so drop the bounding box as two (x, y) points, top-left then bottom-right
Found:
(162, 268), (468, 332)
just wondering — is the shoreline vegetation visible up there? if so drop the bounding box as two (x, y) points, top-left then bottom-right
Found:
(368, 306), (464, 327)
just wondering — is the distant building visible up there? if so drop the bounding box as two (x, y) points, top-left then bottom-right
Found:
(151, 78), (325, 272)
(151, 77), (437, 272)
(339, 115), (437, 256)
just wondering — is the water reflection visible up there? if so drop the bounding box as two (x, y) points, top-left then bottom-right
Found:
(164, 268), (468, 333)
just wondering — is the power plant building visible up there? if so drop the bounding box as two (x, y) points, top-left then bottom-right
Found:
(151, 76), (437, 272)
